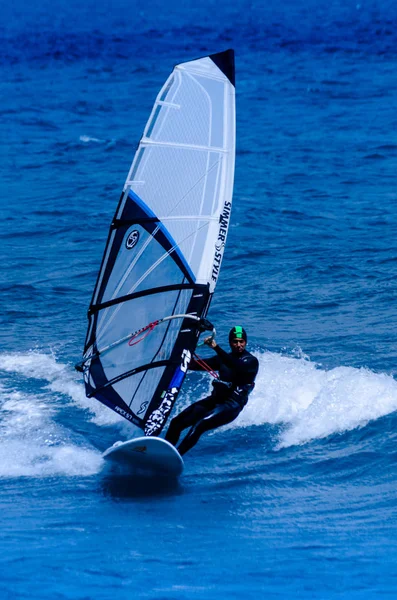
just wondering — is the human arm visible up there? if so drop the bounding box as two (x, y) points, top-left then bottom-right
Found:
(189, 337), (221, 371)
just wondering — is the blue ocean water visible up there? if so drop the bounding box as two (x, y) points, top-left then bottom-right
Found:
(1, 0), (397, 597)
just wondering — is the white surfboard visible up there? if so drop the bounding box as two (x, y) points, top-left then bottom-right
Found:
(103, 436), (184, 477)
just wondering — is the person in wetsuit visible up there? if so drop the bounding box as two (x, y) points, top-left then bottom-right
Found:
(165, 326), (259, 455)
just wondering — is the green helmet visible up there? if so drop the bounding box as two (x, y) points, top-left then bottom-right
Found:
(229, 326), (247, 343)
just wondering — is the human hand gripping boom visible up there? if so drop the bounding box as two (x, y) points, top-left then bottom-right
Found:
(203, 336), (217, 349)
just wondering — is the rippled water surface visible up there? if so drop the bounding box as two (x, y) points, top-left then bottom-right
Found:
(1, 0), (397, 598)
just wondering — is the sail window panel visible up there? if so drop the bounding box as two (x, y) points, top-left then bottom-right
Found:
(99, 286), (192, 419)
(129, 251), (189, 296)
(154, 217), (210, 277)
(113, 287), (193, 420)
(114, 365), (167, 419)
(96, 289), (183, 361)
(156, 287), (194, 356)
(172, 286), (192, 318)
(100, 225), (185, 304)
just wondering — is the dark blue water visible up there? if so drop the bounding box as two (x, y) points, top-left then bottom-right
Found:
(1, 0), (397, 597)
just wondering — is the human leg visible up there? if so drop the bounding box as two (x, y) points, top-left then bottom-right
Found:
(177, 402), (241, 455)
(165, 397), (215, 446)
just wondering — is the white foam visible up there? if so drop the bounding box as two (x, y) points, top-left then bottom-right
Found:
(232, 351), (397, 448)
(79, 135), (103, 144)
(0, 384), (102, 478)
(3, 349), (396, 464)
(0, 351), (132, 478)
(0, 439), (102, 478)
(0, 350), (123, 427)
(0, 350), (138, 477)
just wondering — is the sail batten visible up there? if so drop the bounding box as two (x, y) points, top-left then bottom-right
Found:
(141, 139), (227, 152)
(80, 50), (236, 436)
(88, 283), (196, 315)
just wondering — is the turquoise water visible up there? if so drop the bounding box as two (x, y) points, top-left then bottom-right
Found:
(1, 1), (397, 597)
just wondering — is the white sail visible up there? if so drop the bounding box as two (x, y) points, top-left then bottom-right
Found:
(80, 50), (236, 436)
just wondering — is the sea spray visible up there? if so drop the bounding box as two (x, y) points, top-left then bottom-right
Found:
(230, 351), (397, 448)
(3, 349), (397, 458)
(0, 384), (102, 478)
(0, 350), (125, 426)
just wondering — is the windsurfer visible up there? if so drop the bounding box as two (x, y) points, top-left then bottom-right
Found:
(165, 326), (259, 455)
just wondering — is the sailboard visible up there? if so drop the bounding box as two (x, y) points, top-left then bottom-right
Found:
(77, 49), (236, 470)
(103, 437), (184, 476)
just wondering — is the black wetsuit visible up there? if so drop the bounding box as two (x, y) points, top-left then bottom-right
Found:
(165, 345), (259, 455)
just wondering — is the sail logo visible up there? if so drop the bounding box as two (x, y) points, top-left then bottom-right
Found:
(114, 406), (135, 422)
(181, 349), (191, 373)
(137, 401), (149, 415)
(212, 201), (231, 283)
(144, 349), (191, 435)
(126, 230), (139, 249)
(144, 387), (177, 436)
